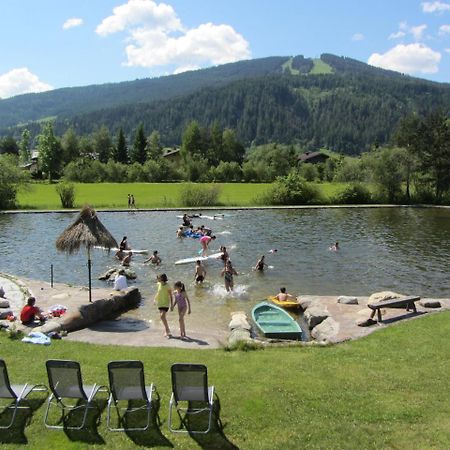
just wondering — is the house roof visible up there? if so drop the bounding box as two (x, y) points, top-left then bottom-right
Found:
(297, 151), (329, 162)
(162, 148), (180, 157)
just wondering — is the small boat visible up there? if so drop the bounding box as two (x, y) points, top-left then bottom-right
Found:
(268, 295), (300, 309)
(251, 301), (302, 340)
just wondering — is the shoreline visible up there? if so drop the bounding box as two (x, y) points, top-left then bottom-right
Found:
(2, 273), (449, 349)
(2, 203), (450, 215)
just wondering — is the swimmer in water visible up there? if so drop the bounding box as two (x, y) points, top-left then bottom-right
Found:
(329, 242), (340, 252)
(194, 260), (207, 284)
(253, 255), (268, 272)
(275, 287), (297, 302)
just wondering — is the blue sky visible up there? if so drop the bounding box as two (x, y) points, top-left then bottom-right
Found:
(1, 0), (450, 98)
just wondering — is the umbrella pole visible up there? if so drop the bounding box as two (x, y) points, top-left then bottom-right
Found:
(87, 246), (92, 303)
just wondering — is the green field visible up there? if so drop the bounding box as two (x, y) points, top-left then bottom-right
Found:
(0, 311), (449, 449)
(16, 182), (348, 210)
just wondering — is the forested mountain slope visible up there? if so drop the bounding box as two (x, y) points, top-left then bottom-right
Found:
(0, 57), (289, 128)
(2, 54), (450, 154)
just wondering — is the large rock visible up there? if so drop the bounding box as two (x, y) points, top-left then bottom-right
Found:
(98, 268), (137, 281)
(311, 317), (339, 342)
(337, 296), (358, 305)
(229, 311), (251, 331)
(304, 305), (329, 329)
(297, 297), (316, 310)
(34, 287), (141, 333)
(419, 299), (441, 308)
(0, 300), (10, 308)
(368, 291), (404, 303)
(228, 328), (253, 347)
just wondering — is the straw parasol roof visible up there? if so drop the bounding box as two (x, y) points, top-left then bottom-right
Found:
(56, 205), (118, 253)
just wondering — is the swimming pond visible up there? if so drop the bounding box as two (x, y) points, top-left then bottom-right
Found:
(0, 207), (449, 317)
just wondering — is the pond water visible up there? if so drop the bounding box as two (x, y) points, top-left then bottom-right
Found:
(0, 207), (449, 329)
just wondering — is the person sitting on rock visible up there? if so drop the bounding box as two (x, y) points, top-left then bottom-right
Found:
(20, 297), (46, 325)
(113, 269), (128, 291)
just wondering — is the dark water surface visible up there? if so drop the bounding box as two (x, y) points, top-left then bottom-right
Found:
(1, 208), (449, 314)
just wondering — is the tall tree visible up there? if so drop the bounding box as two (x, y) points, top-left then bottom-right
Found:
(222, 128), (245, 163)
(396, 110), (450, 201)
(130, 123), (147, 164)
(92, 125), (113, 163)
(61, 127), (80, 164)
(181, 120), (202, 162)
(19, 129), (31, 165)
(146, 130), (162, 160)
(0, 136), (19, 155)
(113, 127), (128, 164)
(38, 122), (61, 181)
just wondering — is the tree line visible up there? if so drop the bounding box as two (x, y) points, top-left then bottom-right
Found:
(1, 109), (450, 209)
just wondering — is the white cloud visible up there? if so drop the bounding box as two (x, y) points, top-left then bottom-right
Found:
(352, 33), (364, 41)
(439, 24), (450, 34)
(0, 68), (53, 99)
(389, 22), (427, 41)
(96, 0), (182, 36)
(422, 1), (450, 13)
(125, 22), (250, 69)
(173, 65), (200, 74)
(63, 18), (84, 30)
(445, 48), (450, 52)
(389, 31), (406, 39)
(410, 24), (427, 40)
(368, 43), (441, 74)
(97, 0), (251, 72)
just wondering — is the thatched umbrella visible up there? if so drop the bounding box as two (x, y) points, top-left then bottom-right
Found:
(56, 205), (118, 302)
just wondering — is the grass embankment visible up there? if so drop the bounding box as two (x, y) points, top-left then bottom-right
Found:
(1, 311), (449, 449)
(17, 182), (347, 210)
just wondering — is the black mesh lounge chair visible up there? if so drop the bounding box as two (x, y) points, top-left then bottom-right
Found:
(0, 359), (47, 429)
(44, 360), (109, 430)
(107, 360), (155, 432)
(168, 363), (215, 434)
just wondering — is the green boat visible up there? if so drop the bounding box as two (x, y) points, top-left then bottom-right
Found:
(251, 301), (302, 340)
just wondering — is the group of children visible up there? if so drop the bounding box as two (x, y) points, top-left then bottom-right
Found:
(154, 273), (191, 339)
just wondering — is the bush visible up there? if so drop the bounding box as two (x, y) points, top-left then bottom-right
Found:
(178, 184), (221, 207)
(55, 182), (76, 208)
(334, 183), (372, 204)
(0, 154), (30, 210)
(259, 171), (322, 205)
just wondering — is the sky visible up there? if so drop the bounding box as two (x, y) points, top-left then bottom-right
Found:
(1, 0), (450, 99)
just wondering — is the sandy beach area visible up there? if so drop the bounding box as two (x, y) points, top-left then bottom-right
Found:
(1, 273), (449, 349)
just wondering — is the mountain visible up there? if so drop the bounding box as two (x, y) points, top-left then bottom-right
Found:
(2, 54), (450, 154)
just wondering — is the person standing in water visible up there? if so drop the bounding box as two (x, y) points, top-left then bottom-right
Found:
(194, 260), (207, 284)
(200, 235), (216, 256)
(254, 255), (268, 272)
(144, 250), (161, 266)
(154, 273), (173, 337)
(221, 260), (238, 292)
(172, 281), (191, 338)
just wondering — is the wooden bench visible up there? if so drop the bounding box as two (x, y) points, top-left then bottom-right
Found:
(368, 296), (420, 322)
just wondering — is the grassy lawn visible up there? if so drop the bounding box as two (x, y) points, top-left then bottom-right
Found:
(17, 183), (272, 210)
(1, 311), (449, 449)
(16, 182), (355, 210)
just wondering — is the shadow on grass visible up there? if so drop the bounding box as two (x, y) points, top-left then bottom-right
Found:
(120, 392), (174, 448)
(0, 397), (46, 445)
(46, 398), (107, 444)
(171, 395), (239, 450)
